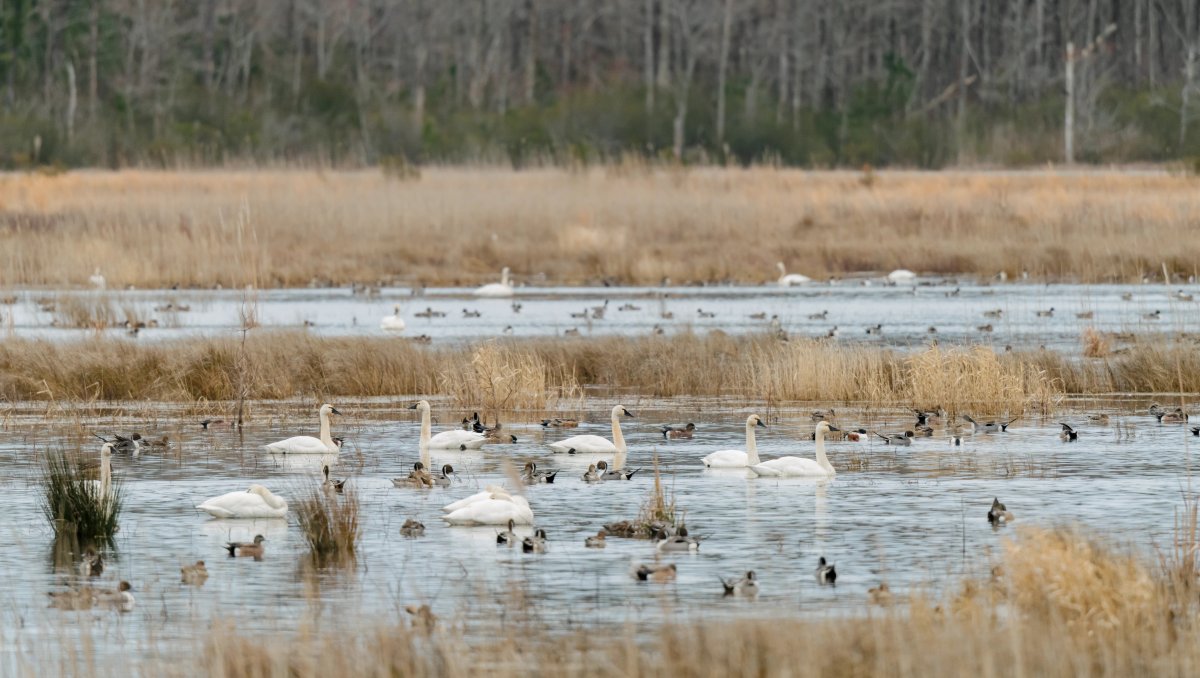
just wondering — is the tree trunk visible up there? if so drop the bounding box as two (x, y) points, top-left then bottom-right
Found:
(644, 0), (654, 114)
(524, 0), (537, 105)
(1182, 47), (1195, 147)
(413, 42), (427, 133)
(202, 0), (217, 91)
(657, 0), (670, 87)
(956, 0), (970, 164)
(1065, 42), (1075, 163)
(89, 0), (100, 121)
(715, 0), (732, 146)
(66, 60), (76, 143)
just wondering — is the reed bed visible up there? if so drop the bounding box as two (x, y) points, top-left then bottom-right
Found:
(186, 526), (1200, 678)
(5, 331), (1198, 410)
(3, 169), (1200, 288)
(39, 450), (122, 548)
(292, 483), (361, 567)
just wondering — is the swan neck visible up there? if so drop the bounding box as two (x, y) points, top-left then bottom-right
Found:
(815, 430), (831, 471)
(319, 410), (334, 448)
(100, 454), (112, 497)
(746, 422), (760, 465)
(611, 411), (627, 455)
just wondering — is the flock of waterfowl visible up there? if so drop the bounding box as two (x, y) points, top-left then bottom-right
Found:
(53, 394), (1195, 615)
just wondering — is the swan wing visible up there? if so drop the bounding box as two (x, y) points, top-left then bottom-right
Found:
(443, 498), (532, 525)
(702, 450), (748, 468)
(197, 490), (285, 518)
(263, 436), (333, 454)
(442, 489), (500, 513)
(547, 435), (616, 454)
(474, 283), (514, 298)
(428, 430), (487, 449)
(381, 316), (406, 331)
(750, 457), (830, 477)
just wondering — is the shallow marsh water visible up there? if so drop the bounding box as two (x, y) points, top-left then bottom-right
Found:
(3, 281), (1199, 353)
(0, 396), (1197, 671)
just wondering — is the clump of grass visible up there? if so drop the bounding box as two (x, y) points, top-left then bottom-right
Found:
(438, 341), (570, 411)
(1082, 327), (1111, 358)
(906, 345), (1055, 417)
(40, 449), (121, 548)
(293, 483), (360, 566)
(53, 294), (117, 330)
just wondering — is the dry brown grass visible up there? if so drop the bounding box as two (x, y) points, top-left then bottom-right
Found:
(185, 526), (1200, 678)
(3, 169), (1200, 288)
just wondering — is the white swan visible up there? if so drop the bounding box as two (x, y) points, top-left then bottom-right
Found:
(86, 442), (114, 498)
(777, 262), (811, 287)
(547, 405), (633, 456)
(380, 305), (406, 331)
(749, 420), (839, 477)
(196, 484), (288, 518)
(474, 267), (514, 298)
(441, 485), (511, 513)
(412, 400), (486, 453)
(263, 403), (342, 454)
(702, 414), (766, 468)
(887, 269), (916, 284)
(89, 267), (106, 290)
(442, 488), (533, 526)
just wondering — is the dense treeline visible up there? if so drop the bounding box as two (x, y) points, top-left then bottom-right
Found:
(3, 0), (1200, 169)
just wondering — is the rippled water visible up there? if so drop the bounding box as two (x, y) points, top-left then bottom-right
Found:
(1, 397), (1197, 669)
(3, 281), (1198, 352)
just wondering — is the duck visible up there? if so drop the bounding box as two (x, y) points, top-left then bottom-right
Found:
(656, 526), (700, 552)
(564, 327), (581, 336)
(380, 305), (406, 331)
(619, 303), (642, 311)
(826, 326), (840, 338)
(181, 561), (208, 585)
(748, 311), (768, 320)
(865, 324), (883, 335)
(93, 581), (135, 612)
(321, 465), (346, 493)
(913, 425), (934, 437)
(697, 309), (716, 318)
(591, 300), (609, 319)
(702, 414), (767, 468)
(1035, 307), (1055, 317)
(522, 528), (549, 553)
(987, 498), (1014, 525)
(875, 430), (914, 446)
(810, 409), (835, 422)
(720, 570), (759, 597)
(1161, 408), (1190, 423)
(462, 308), (482, 318)
(495, 519), (520, 546)
(815, 557), (837, 584)
(393, 461), (434, 488)
(79, 548), (104, 578)
(776, 262), (811, 286)
(1149, 402), (1166, 419)
(197, 485), (288, 519)
(1087, 413), (1110, 424)
(541, 418), (579, 428)
(962, 414), (1018, 434)
(1144, 310), (1162, 320)
(411, 400), (486, 452)
(406, 604), (438, 631)
(1191, 426), (1199, 436)
(1058, 423), (1078, 442)
(199, 418), (227, 430)
(633, 562), (678, 582)
(868, 583), (894, 606)
(585, 530), (607, 548)
(1076, 311), (1094, 319)
(475, 267), (515, 297)
(581, 464), (602, 482)
(263, 403), (342, 454)
(547, 404), (633, 455)
(977, 324), (994, 332)
(807, 310), (829, 320)
(433, 464), (455, 487)
(96, 433), (142, 455)
(442, 488), (533, 526)
(661, 422), (696, 439)
(400, 518), (426, 537)
(522, 461), (559, 484)
(225, 535), (266, 560)
(845, 428), (870, 442)
(596, 460), (639, 480)
(749, 421), (840, 477)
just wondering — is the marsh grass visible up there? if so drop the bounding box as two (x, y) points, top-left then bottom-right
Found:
(6, 331), (1197, 407)
(193, 526), (1200, 678)
(293, 482), (361, 566)
(39, 450), (121, 548)
(4, 169), (1200, 289)
(53, 294), (117, 330)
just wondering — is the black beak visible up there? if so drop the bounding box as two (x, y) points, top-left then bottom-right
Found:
(623, 409), (635, 417)
(756, 419), (767, 428)
(330, 407), (342, 416)
(408, 403), (419, 410)
(827, 425), (841, 432)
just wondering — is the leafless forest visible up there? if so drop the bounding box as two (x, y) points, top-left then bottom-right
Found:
(2, 0), (1199, 167)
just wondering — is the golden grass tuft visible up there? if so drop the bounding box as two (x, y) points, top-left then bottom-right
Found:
(293, 483), (361, 567)
(1082, 327), (1112, 358)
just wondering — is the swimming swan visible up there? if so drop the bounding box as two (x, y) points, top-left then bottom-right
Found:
(749, 421), (839, 477)
(411, 400), (487, 455)
(474, 267), (515, 298)
(886, 269), (916, 284)
(196, 484), (288, 519)
(442, 490), (533, 526)
(263, 403), (342, 454)
(777, 262), (811, 286)
(547, 405), (633, 456)
(702, 414), (766, 468)
(381, 305), (406, 331)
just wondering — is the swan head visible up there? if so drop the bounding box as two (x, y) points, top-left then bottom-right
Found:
(393, 305), (401, 314)
(409, 400), (431, 413)
(814, 421), (839, 435)
(611, 405), (635, 419)
(747, 414), (766, 429)
(776, 262), (786, 273)
(100, 442), (115, 458)
(320, 403), (342, 417)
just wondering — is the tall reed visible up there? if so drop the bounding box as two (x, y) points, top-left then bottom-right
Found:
(39, 450), (122, 548)
(293, 483), (361, 567)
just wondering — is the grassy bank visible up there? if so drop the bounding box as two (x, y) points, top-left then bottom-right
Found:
(190, 524), (1198, 677)
(2, 169), (1200, 289)
(2, 331), (1197, 411)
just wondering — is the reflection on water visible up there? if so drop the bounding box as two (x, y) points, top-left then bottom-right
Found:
(0, 397), (1196, 668)
(3, 282), (1198, 353)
